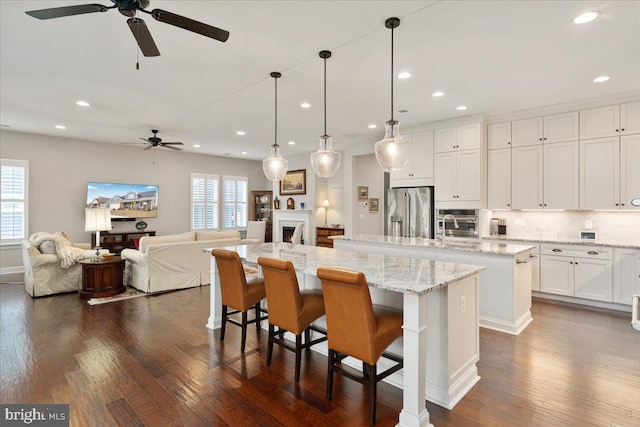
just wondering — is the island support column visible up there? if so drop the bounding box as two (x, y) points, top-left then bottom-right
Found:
(398, 292), (433, 427)
(207, 255), (222, 330)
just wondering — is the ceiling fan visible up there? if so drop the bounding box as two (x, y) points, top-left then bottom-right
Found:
(25, 0), (229, 57)
(129, 129), (184, 151)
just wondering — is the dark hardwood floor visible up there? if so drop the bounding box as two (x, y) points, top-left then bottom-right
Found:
(1, 282), (638, 426)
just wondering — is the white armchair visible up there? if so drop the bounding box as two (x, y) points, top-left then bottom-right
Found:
(246, 221), (266, 243)
(291, 223), (304, 244)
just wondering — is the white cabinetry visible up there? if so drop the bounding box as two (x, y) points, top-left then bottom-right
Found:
(540, 244), (613, 302)
(510, 140), (579, 210)
(435, 149), (481, 202)
(613, 248), (640, 305)
(512, 112), (578, 147)
(488, 122), (511, 150)
(580, 134), (640, 210)
(580, 101), (640, 139)
(487, 148), (511, 209)
(434, 121), (483, 203)
(390, 131), (434, 187)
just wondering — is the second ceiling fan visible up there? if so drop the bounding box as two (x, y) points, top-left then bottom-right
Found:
(25, 0), (230, 57)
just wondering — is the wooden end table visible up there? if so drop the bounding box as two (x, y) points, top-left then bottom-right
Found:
(79, 256), (126, 299)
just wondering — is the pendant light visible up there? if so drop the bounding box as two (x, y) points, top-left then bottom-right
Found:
(374, 17), (409, 172)
(263, 72), (288, 181)
(311, 50), (341, 178)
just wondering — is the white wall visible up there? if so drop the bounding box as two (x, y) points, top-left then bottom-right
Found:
(1, 130), (268, 272)
(354, 154), (384, 234)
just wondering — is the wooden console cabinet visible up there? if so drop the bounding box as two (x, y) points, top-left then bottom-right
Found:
(316, 226), (344, 248)
(79, 257), (125, 299)
(91, 230), (156, 254)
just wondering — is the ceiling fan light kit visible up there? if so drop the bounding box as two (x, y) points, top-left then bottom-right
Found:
(25, 0), (229, 58)
(311, 50), (341, 179)
(374, 17), (410, 172)
(263, 72), (289, 182)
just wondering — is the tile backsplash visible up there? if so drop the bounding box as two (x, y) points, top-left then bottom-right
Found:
(483, 210), (640, 243)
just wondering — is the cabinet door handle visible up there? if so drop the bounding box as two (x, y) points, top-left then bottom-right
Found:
(508, 142), (511, 145)
(621, 128), (625, 131)
(517, 254), (538, 264)
(615, 129), (619, 132)
(569, 261), (573, 264)
(587, 251), (599, 255)
(552, 248), (562, 252)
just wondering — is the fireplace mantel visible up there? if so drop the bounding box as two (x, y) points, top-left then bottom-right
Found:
(273, 209), (312, 244)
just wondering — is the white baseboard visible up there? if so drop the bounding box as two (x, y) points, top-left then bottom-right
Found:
(532, 292), (632, 313)
(0, 266), (24, 276)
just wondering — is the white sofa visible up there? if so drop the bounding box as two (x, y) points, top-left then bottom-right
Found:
(21, 236), (105, 297)
(121, 230), (259, 294)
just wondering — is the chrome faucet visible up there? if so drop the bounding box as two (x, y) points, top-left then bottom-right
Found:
(440, 214), (459, 243)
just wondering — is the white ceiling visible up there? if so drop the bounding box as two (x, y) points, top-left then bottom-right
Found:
(1, 0), (639, 161)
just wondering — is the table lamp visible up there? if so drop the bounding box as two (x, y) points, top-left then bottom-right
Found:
(85, 208), (112, 257)
(322, 199), (329, 226)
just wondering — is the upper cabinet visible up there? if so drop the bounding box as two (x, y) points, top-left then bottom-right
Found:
(487, 122), (511, 150)
(512, 111), (579, 147)
(390, 130), (434, 187)
(434, 123), (481, 153)
(580, 101), (640, 139)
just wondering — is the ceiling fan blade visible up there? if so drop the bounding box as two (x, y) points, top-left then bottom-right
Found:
(26, 4), (110, 20)
(161, 144), (183, 151)
(139, 138), (150, 142)
(160, 142), (184, 145)
(127, 18), (160, 57)
(151, 9), (229, 42)
(144, 145), (154, 151)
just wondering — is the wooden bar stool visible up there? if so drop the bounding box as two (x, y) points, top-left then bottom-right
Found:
(212, 249), (268, 353)
(258, 257), (327, 382)
(317, 266), (403, 426)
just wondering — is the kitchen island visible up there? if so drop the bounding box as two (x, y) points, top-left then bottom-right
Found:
(333, 234), (536, 335)
(207, 242), (485, 425)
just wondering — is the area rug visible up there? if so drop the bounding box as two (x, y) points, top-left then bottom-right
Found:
(87, 287), (146, 305)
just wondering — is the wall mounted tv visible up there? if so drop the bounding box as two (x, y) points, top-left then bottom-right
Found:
(86, 182), (159, 221)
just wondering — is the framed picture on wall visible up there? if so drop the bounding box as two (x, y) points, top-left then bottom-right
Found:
(369, 198), (379, 213)
(358, 186), (368, 200)
(280, 169), (306, 195)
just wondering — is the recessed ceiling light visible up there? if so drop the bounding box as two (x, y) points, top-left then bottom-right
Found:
(593, 75), (610, 83)
(193, 144), (200, 148)
(55, 125), (66, 129)
(76, 100), (90, 107)
(241, 151), (248, 155)
(300, 102), (311, 109)
(432, 91), (445, 97)
(574, 11), (600, 24)
(456, 106), (467, 111)
(288, 141), (296, 145)
(236, 131), (246, 136)
(368, 124), (377, 129)
(397, 72), (412, 79)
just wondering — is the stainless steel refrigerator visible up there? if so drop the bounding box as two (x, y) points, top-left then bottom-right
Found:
(385, 186), (434, 238)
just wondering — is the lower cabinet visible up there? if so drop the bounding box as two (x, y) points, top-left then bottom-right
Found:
(540, 244), (613, 302)
(613, 248), (640, 305)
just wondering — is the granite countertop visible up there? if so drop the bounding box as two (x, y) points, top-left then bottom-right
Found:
(207, 242), (485, 296)
(481, 235), (640, 249)
(331, 234), (535, 256)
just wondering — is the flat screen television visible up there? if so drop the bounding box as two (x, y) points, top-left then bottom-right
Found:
(86, 182), (159, 221)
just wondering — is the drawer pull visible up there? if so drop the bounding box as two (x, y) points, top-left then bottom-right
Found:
(552, 248), (562, 252)
(516, 254), (538, 264)
(587, 251), (599, 255)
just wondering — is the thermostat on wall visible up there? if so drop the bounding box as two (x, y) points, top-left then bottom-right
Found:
(580, 231), (597, 241)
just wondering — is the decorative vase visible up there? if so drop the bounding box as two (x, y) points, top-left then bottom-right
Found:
(136, 221), (147, 231)
(274, 197), (280, 209)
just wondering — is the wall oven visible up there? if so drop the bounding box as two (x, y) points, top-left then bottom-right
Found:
(436, 208), (480, 240)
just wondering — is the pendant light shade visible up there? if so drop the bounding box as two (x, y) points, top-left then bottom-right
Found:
(375, 17), (409, 172)
(263, 72), (288, 181)
(311, 50), (341, 178)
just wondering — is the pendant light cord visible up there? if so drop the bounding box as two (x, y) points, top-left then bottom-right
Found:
(323, 56), (327, 136)
(274, 75), (278, 146)
(390, 25), (394, 122)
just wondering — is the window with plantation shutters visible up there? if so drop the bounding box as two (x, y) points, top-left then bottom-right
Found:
(1, 159), (28, 243)
(223, 176), (248, 230)
(191, 173), (219, 230)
